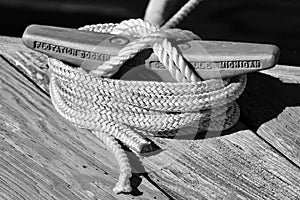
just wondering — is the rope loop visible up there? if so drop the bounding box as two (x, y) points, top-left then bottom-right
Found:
(48, 18), (247, 194)
(83, 18), (201, 80)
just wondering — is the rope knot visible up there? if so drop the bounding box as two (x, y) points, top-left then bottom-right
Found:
(82, 19), (202, 82)
(48, 18), (247, 194)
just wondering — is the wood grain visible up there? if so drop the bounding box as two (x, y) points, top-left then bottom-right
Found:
(237, 72), (300, 130)
(1, 36), (300, 199)
(235, 66), (300, 170)
(0, 36), (50, 94)
(146, 132), (300, 200)
(260, 65), (300, 84)
(257, 107), (300, 167)
(0, 55), (168, 199)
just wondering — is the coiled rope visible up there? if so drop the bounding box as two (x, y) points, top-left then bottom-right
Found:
(48, 17), (246, 194)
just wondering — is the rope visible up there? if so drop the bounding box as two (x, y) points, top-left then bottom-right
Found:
(49, 19), (247, 194)
(162, 0), (203, 29)
(92, 130), (132, 194)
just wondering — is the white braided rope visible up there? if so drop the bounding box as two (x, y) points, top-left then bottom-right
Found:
(162, 0), (203, 29)
(79, 23), (117, 33)
(153, 39), (200, 83)
(80, 19), (201, 79)
(111, 18), (159, 36)
(92, 130), (132, 194)
(48, 19), (247, 194)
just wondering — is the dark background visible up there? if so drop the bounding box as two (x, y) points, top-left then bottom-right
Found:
(0, 0), (299, 66)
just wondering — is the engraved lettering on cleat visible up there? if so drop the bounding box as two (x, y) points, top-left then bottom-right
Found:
(33, 41), (42, 49)
(33, 41), (110, 61)
(220, 60), (261, 69)
(149, 60), (262, 70)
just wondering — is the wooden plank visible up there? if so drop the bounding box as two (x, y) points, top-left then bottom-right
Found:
(237, 72), (300, 130)
(0, 55), (168, 199)
(0, 36), (50, 94)
(260, 64), (300, 84)
(257, 107), (300, 167)
(235, 63), (300, 168)
(146, 131), (300, 199)
(1, 36), (300, 199)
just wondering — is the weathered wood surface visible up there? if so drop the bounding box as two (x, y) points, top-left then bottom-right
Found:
(238, 73), (300, 129)
(146, 131), (300, 200)
(258, 107), (300, 168)
(1, 36), (300, 199)
(237, 72), (300, 169)
(260, 65), (300, 84)
(0, 51), (168, 200)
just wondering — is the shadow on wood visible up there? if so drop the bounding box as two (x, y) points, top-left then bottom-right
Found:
(238, 72), (300, 131)
(1, 37), (300, 200)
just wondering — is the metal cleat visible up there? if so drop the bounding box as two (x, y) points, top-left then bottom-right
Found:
(22, 24), (280, 81)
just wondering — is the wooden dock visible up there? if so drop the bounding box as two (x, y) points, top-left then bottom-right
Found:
(0, 36), (300, 199)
